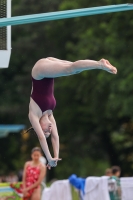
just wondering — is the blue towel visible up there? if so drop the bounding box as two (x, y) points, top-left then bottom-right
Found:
(69, 174), (86, 195)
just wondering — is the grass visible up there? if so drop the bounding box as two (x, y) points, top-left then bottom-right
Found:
(71, 186), (80, 200)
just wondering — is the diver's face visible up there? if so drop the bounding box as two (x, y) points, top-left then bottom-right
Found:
(43, 127), (51, 138)
(40, 118), (52, 138)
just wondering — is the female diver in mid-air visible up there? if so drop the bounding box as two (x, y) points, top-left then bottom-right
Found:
(27, 57), (117, 169)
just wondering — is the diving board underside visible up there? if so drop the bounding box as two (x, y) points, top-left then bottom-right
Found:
(0, 4), (133, 27)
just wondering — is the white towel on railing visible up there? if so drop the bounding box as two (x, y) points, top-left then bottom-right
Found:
(41, 180), (72, 200)
(121, 177), (133, 200)
(84, 176), (110, 200)
(41, 187), (51, 200)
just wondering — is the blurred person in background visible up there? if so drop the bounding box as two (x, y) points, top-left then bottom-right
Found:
(0, 175), (2, 182)
(0, 175), (6, 183)
(27, 57), (117, 169)
(109, 166), (121, 200)
(22, 147), (46, 200)
(6, 171), (18, 183)
(18, 169), (23, 182)
(105, 168), (112, 177)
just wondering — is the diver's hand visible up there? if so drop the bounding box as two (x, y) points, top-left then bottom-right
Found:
(47, 158), (62, 170)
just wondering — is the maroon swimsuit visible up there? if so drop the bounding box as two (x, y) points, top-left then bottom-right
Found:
(31, 77), (56, 112)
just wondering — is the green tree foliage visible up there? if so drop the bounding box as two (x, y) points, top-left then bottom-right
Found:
(54, 0), (133, 178)
(0, 0), (133, 179)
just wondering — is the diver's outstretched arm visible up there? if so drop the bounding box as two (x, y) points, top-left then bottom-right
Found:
(28, 112), (60, 169)
(29, 112), (52, 161)
(49, 114), (59, 158)
(32, 57), (117, 79)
